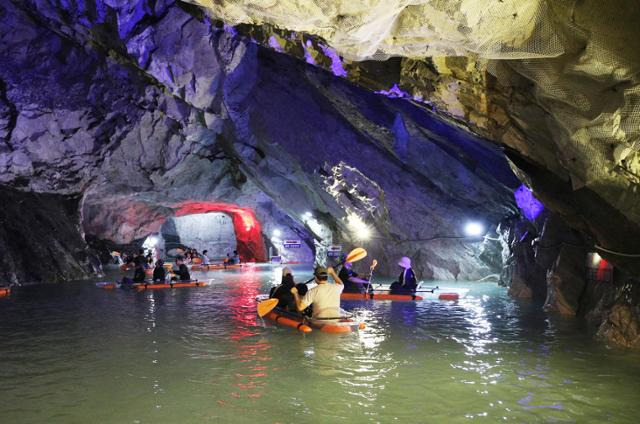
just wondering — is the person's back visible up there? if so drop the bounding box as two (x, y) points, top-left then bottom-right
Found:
(133, 264), (146, 283)
(270, 270), (296, 312)
(153, 261), (166, 282)
(177, 263), (191, 281)
(201, 250), (210, 266)
(292, 266), (343, 318)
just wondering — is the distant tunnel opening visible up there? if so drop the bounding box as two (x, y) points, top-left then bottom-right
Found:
(170, 202), (267, 263)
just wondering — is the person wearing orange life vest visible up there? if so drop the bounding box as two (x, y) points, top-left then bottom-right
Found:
(290, 265), (344, 318)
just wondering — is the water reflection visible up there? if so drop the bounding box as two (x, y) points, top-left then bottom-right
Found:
(2, 273), (640, 423)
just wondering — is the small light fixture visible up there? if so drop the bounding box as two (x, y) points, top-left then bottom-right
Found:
(347, 213), (372, 241)
(463, 221), (485, 238)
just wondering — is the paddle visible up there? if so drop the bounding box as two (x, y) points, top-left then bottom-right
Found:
(257, 298), (279, 317)
(256, 247), (367, 317)
(300, 247), (368, 285)
(365, 259), (378, 293)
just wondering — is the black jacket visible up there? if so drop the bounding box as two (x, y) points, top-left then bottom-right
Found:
(177, 264), (191, 281)
(270, 274), (297, 311)
(152, 266), (166, 282)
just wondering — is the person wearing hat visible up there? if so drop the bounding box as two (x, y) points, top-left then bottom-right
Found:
(291, 265), (344, 318)
(339, 261), (369, 293)
(389, 256), (417, 295)
(269, 267), (298, 312)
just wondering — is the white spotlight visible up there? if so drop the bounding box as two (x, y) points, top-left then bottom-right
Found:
(463, 221), (485, 237)
(272, 229), (282, 238)
(347, 213), (372, 241)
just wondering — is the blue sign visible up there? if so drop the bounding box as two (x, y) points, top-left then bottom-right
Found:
(283, 240), (301, 248)
(327, 245), (342, 257)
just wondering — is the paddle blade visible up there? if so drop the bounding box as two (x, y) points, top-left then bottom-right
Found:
(345, 247), (367, 263)
(257, 298), (279, 317)
(370, 259), (378, 271)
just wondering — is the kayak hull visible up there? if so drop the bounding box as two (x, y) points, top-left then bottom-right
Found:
(341, 292), (424, 301)
(191, 264), (242, 271)
(134, 281), (209, 290)
(264, 308), (364, 333)
(341, 287), (469, 301)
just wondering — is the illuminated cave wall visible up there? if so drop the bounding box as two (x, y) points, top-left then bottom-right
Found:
(173, 203), (266, 263)
(161, 212), (237, 259)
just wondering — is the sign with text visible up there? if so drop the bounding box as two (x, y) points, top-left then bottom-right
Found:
(327, 245), (342, 257)
(283, 240), (301, 248)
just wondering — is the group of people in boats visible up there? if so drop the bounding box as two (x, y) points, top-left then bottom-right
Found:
(269, 256), (417, 318)
(118, 246), (242, 286)
(120, 248), (193, 286)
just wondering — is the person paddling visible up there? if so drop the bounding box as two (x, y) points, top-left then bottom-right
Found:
(339, 260), (369, 293)
(389, 256), (417, 295)
(291, 266), (343, 318)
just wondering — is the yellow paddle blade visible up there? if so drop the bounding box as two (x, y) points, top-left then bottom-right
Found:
(345, 247), (367, 263)
(257, 298), (279, 317)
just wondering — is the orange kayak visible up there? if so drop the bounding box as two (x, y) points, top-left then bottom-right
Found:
(341, 292), (424, 301)
(263, 306), (364, 333)
(191, 263), (242, 271)
(96, 282), (118, 290)
(134, 281), (209, 291)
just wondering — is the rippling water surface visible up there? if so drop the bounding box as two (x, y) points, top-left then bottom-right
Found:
(1, 264), (639, 423)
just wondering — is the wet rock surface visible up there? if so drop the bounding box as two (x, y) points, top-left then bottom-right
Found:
(0, 187), (101, 285)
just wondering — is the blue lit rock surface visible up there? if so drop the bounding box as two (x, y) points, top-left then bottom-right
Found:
(0, 0), (518, 281)
(0, 1), (639, 346)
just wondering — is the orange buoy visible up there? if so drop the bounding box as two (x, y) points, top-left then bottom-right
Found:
(0, 287), (11, 297)
(438, 293), (459, 301)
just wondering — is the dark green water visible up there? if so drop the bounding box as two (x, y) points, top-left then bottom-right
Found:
(1, 264), (639, 423)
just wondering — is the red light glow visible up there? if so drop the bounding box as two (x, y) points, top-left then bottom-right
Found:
(173, 201), (267, 262)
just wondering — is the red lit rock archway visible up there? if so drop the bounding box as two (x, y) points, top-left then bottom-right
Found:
(173, 201), (267, 262)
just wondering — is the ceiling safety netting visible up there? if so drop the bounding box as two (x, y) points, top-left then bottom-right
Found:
(186, 0), (564, 60)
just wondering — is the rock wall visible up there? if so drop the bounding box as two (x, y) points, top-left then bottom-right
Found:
(0, 186), (101, 285)
(0, 0), (519, 282)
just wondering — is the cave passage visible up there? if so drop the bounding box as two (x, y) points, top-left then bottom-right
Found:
(2, 1), (640, 422)
(172, 202), (267, 263)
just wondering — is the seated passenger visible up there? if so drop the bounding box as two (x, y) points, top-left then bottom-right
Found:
(228, 250), (240, 265)
(152, 259), (166, 282)
(339, 261), (369, 293)
(201, 250), (211, 266)
(291, 266), (343, 319)
(269, 267), (297, 312)
(132, 261), (146, 284)
(389, 256), (417, 295)
(172, 257), (191, 281)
